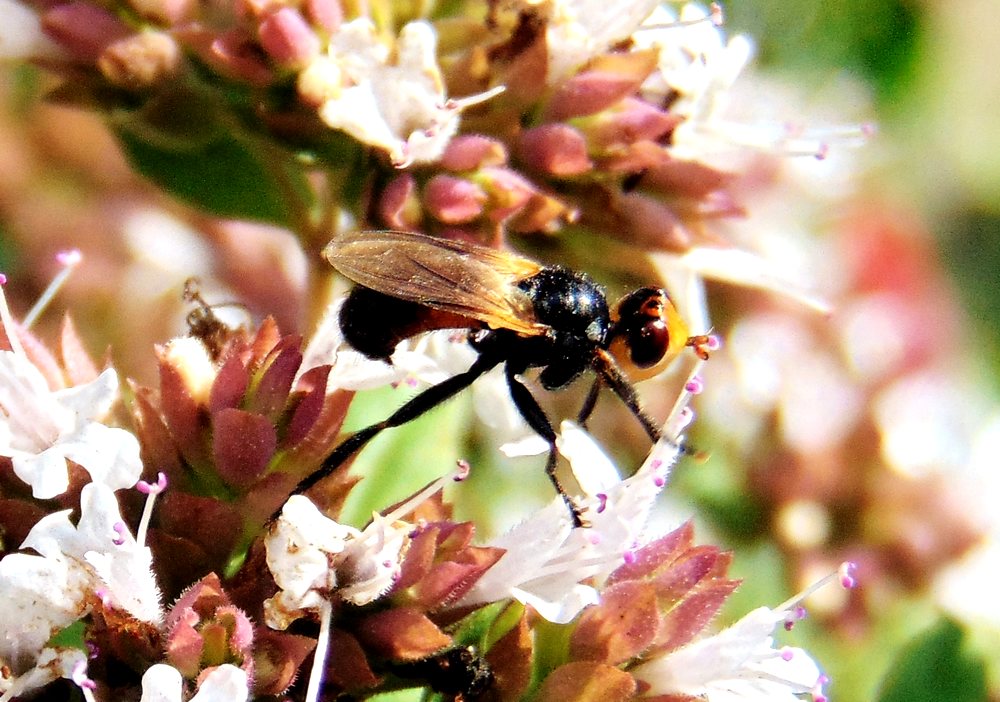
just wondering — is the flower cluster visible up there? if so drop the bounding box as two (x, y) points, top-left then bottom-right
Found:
(0, 263), (856, 701)
(0, 0), (889, 698)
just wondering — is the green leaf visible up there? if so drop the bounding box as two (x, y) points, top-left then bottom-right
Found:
(876, 617), (988, 702)
(47, 620), (88, 650)
(116, 127), (300, 226)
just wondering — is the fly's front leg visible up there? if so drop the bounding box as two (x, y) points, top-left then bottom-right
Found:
(504, 365), (586, 528)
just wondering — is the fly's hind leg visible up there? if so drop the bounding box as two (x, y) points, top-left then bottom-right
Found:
(273, 352), (503, 522)
(504, 365), (586, 528)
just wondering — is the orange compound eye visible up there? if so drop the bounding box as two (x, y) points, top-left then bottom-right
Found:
(608, 287), (692, 382)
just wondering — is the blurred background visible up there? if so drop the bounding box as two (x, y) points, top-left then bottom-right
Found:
(1, 0), (998, 699)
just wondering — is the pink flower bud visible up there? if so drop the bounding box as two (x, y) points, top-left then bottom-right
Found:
(544, 50), (658, 121)
(304, 0), (343, 34)
(440, 135), (508, 172)
(423, 175), (487, 224)
(379, 174), (423, 230)
(42, 2), (131, 62)
(546, 71), (643, 121)
(478, 167), (536, 222)
(258, 8), (321, 69)
(518, 124), (592, 177)
(585, 98), (681, 152)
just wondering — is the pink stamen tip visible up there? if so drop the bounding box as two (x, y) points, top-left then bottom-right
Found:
(56, 249), (83, 267)
(382, 559), (393, 568)
(454, 459), (471, 481)
(839, 561), (858, 589)
(709, 2), (724, 25)
(623, 549), (638, 564)
(862, 122), (877, 136)
(0, 273), (6, 285)
(87, 641), (99, 659)
(137, 472), (168, 494)
(95, 587), (112, 607)
(588, 533), (602, 546)
(112, 522), (127, 545)
(781, 647), (794, 662)
(814, 143), (830, 161)
(406, 377), (418, 387)
(706, 334), (722, 351)
(653, 475), (666, 488)
(72, 660), (96, 689)
(685, 375), (704, 394)
(784, 619), (795, 631)
(649, 458), (662, 470)
(813, 675), (830, 702)
(595, 492), (608, 513)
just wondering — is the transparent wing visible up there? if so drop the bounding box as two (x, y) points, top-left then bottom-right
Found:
(324, 230), (547, 336)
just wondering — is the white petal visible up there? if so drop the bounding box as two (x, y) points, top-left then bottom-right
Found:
(511, 583), (600, 624)
(53, 367), (119, 421)
(557, 421), (620, 495)
(0, 553), (88, 670)
(59, 422), (144, 491)
(12, 448), (72, 499)
(0, 0), (62, 59)
(139, 664), (184, 702)
(190, 665), (249, 702)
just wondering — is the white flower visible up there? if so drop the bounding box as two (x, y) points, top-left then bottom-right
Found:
(458, 422), (679, 623)
(523, 0), (661, 82)
(0, 483), (161, 692)
(0, 351), (143, 499)
(632, 606), (825, 701)
(139, 663), (249, 702)
(635, 3), (752, 137)
(302, 20), (459, 167)
(264, 495), (408, 629)
(631, 564), (855, 701)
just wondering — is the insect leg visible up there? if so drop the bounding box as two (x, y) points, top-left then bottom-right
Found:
(277, 352), (503, 518)
(592, 349), (662, 443)
(575, 377), (602, 428)
(504, 365), (585, 527)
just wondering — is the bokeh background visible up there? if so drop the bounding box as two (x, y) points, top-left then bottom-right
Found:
(2, 0), (999, 699)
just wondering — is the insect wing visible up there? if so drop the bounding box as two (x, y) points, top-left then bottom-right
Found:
(324, 231), (546, 336)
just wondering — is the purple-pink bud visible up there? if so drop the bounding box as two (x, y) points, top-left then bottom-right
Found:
(423, 175), (487, 224)
(42, 2), (132, 62)
(546, 71), (644, 121)
(585, 98), (681, 151)
(258, 8), (321, 69)
(441, 135), (508, 172)
(378, 174), (423, 230)
(518, 124), (592, 177)
(304, 0), (343, 35)
(478, 167), (537, 222)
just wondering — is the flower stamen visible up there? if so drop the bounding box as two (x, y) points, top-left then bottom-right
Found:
(22, 249), (82, 329)
(303, 598), (333, 702)
(0, 274), (27, 359)
(135, 472), (168, 547)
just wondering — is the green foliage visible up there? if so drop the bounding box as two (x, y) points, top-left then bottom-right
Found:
(727, 0), (922, 104)
(338, 385), (472, 528)
(877, 617), (988, 702)
(116, 127), (302, 226)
